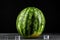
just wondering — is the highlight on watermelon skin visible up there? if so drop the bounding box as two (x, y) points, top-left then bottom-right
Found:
(16, 7), (46, 38)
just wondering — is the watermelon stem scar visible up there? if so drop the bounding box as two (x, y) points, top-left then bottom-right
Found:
(16, 7), (45, 38)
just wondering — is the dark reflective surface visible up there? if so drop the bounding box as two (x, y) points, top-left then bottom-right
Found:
(0, 33), (60, 40)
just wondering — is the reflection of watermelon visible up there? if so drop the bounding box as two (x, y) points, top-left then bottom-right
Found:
(16, 7), (45, 38)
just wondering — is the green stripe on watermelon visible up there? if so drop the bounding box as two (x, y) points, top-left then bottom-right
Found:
(16, 8), (28, 36)
(30, 7), (45, 37)
(25, 8), (34, 36)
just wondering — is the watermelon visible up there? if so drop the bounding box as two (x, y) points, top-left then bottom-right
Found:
(16, 7), (45, 38)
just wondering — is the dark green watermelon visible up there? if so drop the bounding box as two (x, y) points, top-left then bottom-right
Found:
(16, 7), (45, 38)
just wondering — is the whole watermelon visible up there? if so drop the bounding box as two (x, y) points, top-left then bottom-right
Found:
(16, 7), (45, 38)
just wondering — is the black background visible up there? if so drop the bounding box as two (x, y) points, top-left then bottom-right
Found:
(0, 0), (58, 34)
